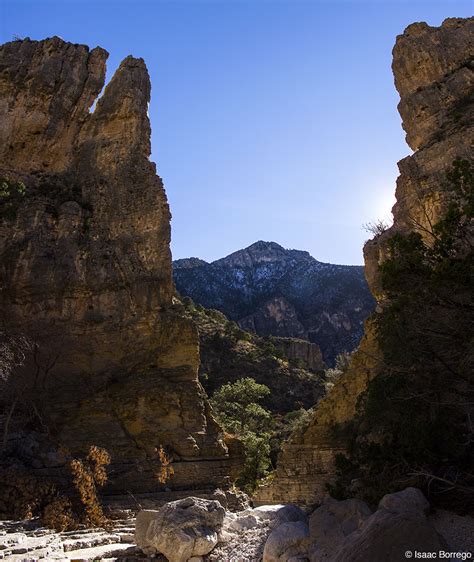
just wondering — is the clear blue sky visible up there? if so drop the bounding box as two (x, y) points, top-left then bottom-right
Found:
(2, 1), (472, 264)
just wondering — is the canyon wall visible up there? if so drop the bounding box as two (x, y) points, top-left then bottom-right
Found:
(255, 17), (474, 505)
(0, 37), (240, 493)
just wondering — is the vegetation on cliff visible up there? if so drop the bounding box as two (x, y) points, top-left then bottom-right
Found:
(182, 298), (326, 491)
(210, 377), (318, 493)
(330, 159), (474, 511)
(210, 378), (273, 492)
(0, 176), (26, 220)
(181, 297), (326, 414)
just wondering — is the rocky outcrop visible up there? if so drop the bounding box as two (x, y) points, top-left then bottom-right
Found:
(174, 241), (375, 365)
(366, 17), (474, 301)
(0, 37), (240, 494)
(274, 337), (325, 372)
(255, 17), (474, 505)
(239, 295), (308, 341)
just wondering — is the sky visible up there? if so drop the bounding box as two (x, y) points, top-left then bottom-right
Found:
(1, 1), (472, 265)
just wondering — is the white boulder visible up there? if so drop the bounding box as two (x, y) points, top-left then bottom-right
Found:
(135, 497), (225, 562)
(224, 512), (260, 532)
(249, 504), (308, 527)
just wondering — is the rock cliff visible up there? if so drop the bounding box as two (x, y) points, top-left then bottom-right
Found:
(255, 17), (474, 505)
(274, 338), (324, 374)
(0, 37), (240, 494)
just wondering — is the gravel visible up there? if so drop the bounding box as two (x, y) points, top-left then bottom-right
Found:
(206, 523), (272, 562)
(430, 509), (474, 554)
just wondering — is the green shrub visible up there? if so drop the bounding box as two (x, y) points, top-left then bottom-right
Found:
(0, 177), (26, 220)
(283, 407), (314, 435)
(324, 351), (353, 390)
(210, 378), (273, 492)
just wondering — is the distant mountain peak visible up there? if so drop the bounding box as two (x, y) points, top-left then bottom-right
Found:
(212, 240), (312, 268)
(247, 240), (285, 252)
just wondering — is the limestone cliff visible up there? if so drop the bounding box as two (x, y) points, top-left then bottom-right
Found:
(274, 338), (324, 374)
(0, 37), (240, 494)
(255, 17), (474, 505)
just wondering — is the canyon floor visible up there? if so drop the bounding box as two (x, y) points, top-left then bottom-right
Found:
(1, 499), (473, 561)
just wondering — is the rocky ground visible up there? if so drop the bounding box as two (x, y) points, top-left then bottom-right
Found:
(1, 489), (473, 561)
(0, 514), (139, 560)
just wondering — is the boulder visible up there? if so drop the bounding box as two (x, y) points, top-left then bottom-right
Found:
(263, 521), (310, 562)
(135, 509), (159, 550)
(135, 497), (225, 561)
(378, 487), (430, 515)
(210, 488), (228, 509)
(334, 509), (446, 562)
(308, 498), (372, 558)
(211, 487), (250, 511)
(251, 504), (288, 520)
(223, 503), (306, 535)
(272, 504), (308, 528)
(250, 504), (307, 526)
(225, 488), (251, 512)
(224, 512), (260, 532)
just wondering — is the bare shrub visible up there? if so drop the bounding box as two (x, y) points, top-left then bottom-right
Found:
(0, 468), (55, 520)
(0, 332), (33, 382)
(42, 497), (77, 532)
(155, 445), (174, 484)
(363, 219), (389, 237)
(69, 445), (111, 528)
(324, 351), (354, 391)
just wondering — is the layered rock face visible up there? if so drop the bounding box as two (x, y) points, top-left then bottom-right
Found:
(366, 17), (474, 300)
(0, 37), (239, 492)
(255, 17), (474, 505)
(274, 338), (324, 373)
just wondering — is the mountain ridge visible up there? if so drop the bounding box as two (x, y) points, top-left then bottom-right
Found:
(174, 240), (366, 269)
(173, 241), (375, 365)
